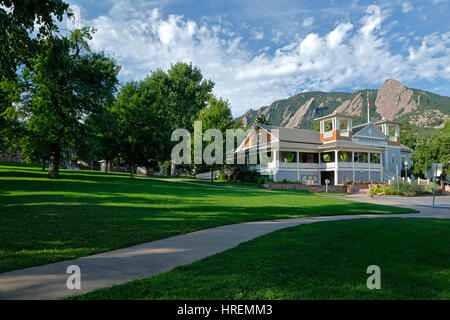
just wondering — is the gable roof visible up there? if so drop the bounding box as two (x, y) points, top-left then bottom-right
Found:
(351, 122), (386, 139)
(257, 124), (321, 145)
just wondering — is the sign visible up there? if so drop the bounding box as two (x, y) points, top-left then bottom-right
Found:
(425, 163), (442, 179)
(432, 163), (442, 177)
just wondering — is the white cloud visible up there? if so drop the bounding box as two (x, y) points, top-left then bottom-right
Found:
(302, 17), (315, 28)
(271, 31), (284, 44)
(402, 2), (413, 13)
(85, 1), (450, 116)
(252, 28), (264, 40)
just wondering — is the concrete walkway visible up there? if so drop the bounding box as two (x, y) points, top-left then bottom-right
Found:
(0, 198), (449, 300)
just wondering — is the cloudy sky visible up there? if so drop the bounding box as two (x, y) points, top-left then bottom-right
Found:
(63, 0), (450, 116)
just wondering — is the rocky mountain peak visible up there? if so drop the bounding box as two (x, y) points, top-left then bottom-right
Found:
(239, 79), (450, 129)
(375, 79), (416, 120)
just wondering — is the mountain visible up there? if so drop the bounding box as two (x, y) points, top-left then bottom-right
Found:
(239, 79), (450, 129)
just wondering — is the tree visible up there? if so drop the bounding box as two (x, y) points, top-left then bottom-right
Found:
(254, 114), (271, 125)
(0, 0), (69, 152)
(167, 62), (214, 175)
(197, 96), (233, 182)
(411, 120), (450, 179)
(114, 77), (172, 179)
(82, 106), (121, 173)
(12, 29), (119, 178)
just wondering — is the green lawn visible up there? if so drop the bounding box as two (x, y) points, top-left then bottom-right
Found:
(72, 218), (450, 300)
(157, 176), (265, 189)
(0, 162), (415, 273)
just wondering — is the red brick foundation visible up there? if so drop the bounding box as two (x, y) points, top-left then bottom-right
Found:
(263, 183), (347, 193)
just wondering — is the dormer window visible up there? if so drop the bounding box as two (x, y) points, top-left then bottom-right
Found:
(375, 118), (401, 146)
(314, 112), (354, 142)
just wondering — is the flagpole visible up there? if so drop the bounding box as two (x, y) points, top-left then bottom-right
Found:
(367, 91), (370, 123)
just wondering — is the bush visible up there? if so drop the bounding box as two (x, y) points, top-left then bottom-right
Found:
(343, 180), (353, 185)
(391, 180), (432, 196)
(370, 187), (403, 196)
(257, 176), (268, 184)
(220, 165), (261, 183)
(424, 183), (436, 193)
(158, 160), (171, 176)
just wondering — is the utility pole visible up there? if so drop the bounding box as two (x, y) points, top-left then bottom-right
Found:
(432, 164), (437, 208)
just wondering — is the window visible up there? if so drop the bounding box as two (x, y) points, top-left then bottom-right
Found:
(354, 152), (368, 163)
(389, 126), (396, 136)
(401, 156), (406, 166)
(391, 155), (395, 165)
(299, 152), (319, 163)
(324, 120), (333, 132)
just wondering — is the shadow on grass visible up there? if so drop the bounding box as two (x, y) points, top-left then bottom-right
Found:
(0, 163), (416, 273)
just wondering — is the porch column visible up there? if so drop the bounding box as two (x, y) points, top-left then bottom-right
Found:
(334, 150), (338, 185)
(297, 151), (300, 182)
(318, 152), (321, 185)
(368, 152), (371, 182)
(352, 151), (355, 182)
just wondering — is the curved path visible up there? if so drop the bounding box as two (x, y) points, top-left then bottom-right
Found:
(0, 196), (448, 300)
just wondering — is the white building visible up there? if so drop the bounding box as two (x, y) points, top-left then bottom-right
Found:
(236, 112), (412, 185)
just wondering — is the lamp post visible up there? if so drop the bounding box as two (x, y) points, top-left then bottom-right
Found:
(404, 160), (408, 180)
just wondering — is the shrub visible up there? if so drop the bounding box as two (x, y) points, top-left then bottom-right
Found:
(390, 180), (432, 196)
(424, 183), (436, 193)
(257, 176), (268, 184)
(286, 153), (295, 163)
(370, 187), (403, 196)
(323, 154), (332, 162)
(342, 180), (353, 185)
(220, 165), (261, 182)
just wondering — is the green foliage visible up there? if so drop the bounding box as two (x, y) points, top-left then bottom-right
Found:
(10, 29), (120, 178)
(312, 120), (320, 131)
(167, 62), (214, 131)
(196, 96), (234, 181)
(370, 153), (379, 163)
(198, 96), (233, 132)
(412, 120), (450, 178)
(286, 153), (295, 163)
(114, 77), (173, 177)
(0, 0), (69, 152)
(340, 153), (349, 161)
(254, 114), (271, 125)
(370, 181), (433, 196)
(158, 160), (171, 176)
(322, 154), (331, 162)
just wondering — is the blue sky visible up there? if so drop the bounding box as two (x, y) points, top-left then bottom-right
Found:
(63, 0), (450, 116)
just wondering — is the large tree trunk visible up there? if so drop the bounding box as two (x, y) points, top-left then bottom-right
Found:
(41, 159), (46, 171)
(170, 160), (177, 176)
(105, 161), (109, 174)
(48, 146), (60, 179)
(130, 161), (135, 179)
